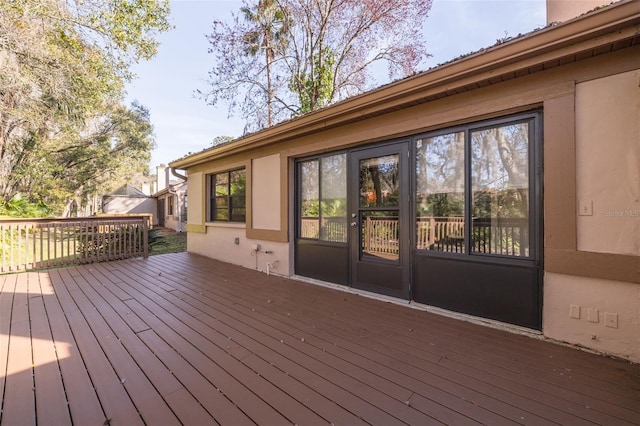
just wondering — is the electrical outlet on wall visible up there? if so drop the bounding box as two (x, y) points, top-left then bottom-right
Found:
(604, 312), (619, 329)
(569, 304), (581, 319)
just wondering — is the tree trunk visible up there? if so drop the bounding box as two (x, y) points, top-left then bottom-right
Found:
(266, 45), (274, 127)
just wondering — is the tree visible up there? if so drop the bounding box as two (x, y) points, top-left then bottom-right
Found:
(241, 0), (291, 126)
(0, 0), (171, 214)
(51, 102), (156, 214)
(201, 0), (432, 131)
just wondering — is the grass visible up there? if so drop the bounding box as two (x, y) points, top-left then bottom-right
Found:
(149, 232), (187, 256)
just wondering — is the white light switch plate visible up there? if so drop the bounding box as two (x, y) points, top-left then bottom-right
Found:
(579, 200), (593, 216)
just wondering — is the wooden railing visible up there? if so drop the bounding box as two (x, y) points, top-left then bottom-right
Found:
(300, 215), (528, 257)
(300, 217), (318, 239)
(472, 217), (529, 256)
(0, 215), (150, 273)
(300, 216), (348, 242)
(417, 216), (529, 255)
(417, 216), (465, 251)
(363, 216), (399, 257)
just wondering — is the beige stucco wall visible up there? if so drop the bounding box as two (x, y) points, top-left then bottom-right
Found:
(187, 226), (290, 275)
(545, 69), (640, 362)
(187, 172), (203, 227)
(576, 70), (640, 256)
(546, 0), (603, 23)
(543, 272), (640, 362)
(251, 154), (281, 231)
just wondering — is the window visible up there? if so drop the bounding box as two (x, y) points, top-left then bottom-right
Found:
(298, 153), (347, 242)
(168, 195), (174, 216)
(416, 132), (465, 253)
(208, 169), (246, 222)
(181, 195), (188, 222)
(416, 115), (536, 258)
(471, 122), (530, 256)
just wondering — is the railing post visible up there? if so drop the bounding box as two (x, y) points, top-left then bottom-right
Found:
(143, 216), (149, 259)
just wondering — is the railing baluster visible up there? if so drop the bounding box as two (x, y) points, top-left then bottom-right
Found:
(85, 220), (90, 263)
(72, 222), (77, 265)
(8, 225), (11, 270)
(17, 224), (23, 270)
(1, 223), (5, 272)
(107, 222), (112, 260)
(143, 217), (149, 258)
(134, 220), (138, 256)
(53, 223), (58, 266)
(64, 222), (69, 263)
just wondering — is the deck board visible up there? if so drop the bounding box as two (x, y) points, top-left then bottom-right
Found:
(116, 280), (318, 425)
(0, 274), (14, 422)
(29, 272), (72, 426)
(69, 268), (210, 423)
(1, 252), (639, 425)
(122, 297), (291, 425)
(3, 273), (36, 426)
(37, 271), (106, 425)
(63, 286), (181, 426)
(49, 269), (144, 426)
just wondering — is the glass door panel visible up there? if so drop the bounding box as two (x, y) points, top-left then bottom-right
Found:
(361, 211), (399, 261)
(350, 143), (409, 299)
(358, 154), (401, 262)
(359, 155), (400, 208)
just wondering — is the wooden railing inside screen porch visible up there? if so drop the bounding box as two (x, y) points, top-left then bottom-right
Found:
(0, 215), (150, 273)
(362, 216), (466, 256)
(416, 216), (466, 250)
(363, 216), (400, 257)
(301, 216), (526, 256)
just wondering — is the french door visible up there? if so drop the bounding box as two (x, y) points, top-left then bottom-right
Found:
(349, 142), (410, 299)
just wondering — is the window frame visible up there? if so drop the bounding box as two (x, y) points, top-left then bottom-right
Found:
(208, 168), (246, 223)
(296, 151), (348, 245)
(167, 195), (174, 216)
(413, 111), (541, 261)
(181, 194), (188, 222)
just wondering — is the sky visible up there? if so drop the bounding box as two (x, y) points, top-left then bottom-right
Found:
(124, 0), (547, 171)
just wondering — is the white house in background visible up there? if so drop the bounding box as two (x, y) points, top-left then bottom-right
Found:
(153, 164), (188, 232)
(102, 184), (156, 218)
(100, 165), (188, 230)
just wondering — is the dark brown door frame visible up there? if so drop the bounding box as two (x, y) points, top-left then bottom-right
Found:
(348, 141), (411, 300)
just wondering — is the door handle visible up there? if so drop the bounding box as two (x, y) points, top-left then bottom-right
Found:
(350, 221), (358, 227)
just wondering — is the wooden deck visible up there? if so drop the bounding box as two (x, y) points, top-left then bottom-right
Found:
(1, 253), (638, 425)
